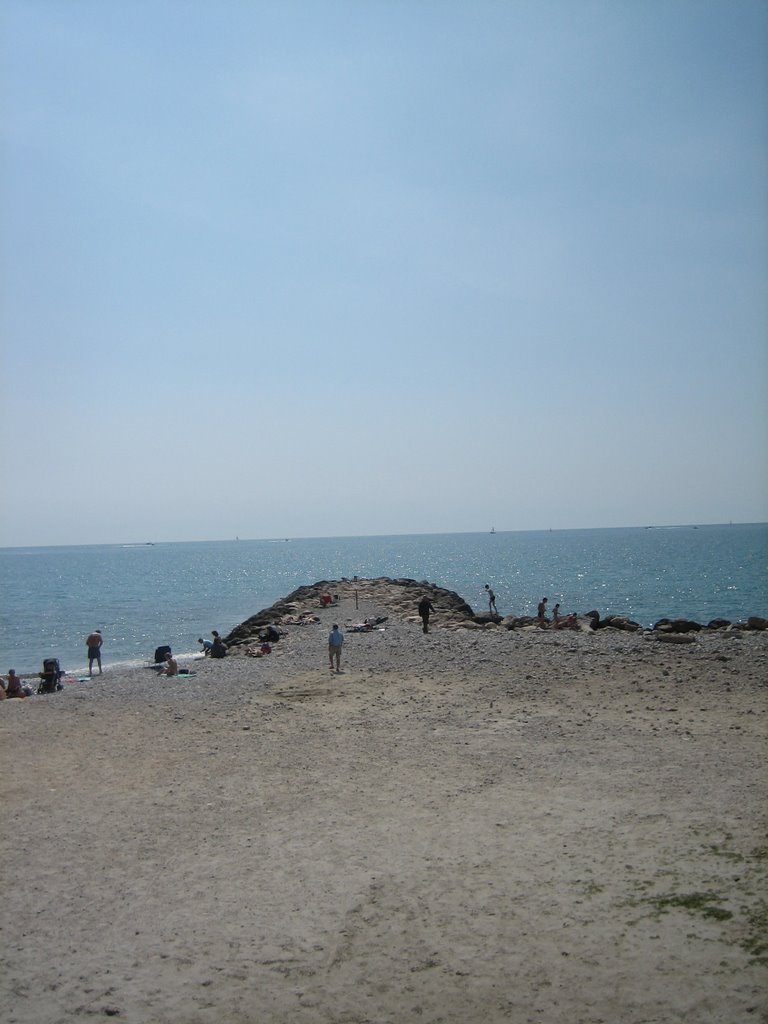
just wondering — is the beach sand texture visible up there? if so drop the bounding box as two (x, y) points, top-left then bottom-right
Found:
(2, 588), (766, 1024)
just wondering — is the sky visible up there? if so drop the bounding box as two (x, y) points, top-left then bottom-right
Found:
(1, 0), (767, 546)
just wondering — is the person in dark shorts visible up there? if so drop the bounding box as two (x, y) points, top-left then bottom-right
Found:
(86, 629), (103, 676)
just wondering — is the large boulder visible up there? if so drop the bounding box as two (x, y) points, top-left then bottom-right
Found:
(653, 618), (702, 633)
(601, 615), (641, 632)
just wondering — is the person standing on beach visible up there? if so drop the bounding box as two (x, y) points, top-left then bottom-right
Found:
(86, 630), (103, 676)
(328, 624), (344, 672)
(418, 596), (435, 633)
(485, 584), (498, 616)
(537, 597), (548, 624)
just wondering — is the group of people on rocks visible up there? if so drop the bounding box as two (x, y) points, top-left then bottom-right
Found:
(536, 597), (578, 628)
(482, 586), (577, 628)
(243, 624), (283, 659)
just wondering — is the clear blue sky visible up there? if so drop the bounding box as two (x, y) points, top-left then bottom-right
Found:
(2, 0), (766, 546)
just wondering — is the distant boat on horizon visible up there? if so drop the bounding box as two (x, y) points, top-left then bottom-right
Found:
(490, 527), (496, 534)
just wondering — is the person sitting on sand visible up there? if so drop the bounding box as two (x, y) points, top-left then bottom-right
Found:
(5, 669), (26, 698)
(260, 624), (281, 644)
(328, 624), (344, 673)
(210, 633), (227, 659)
(159, 652), (178, 677)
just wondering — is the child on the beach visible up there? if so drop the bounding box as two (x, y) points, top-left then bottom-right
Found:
(5, 669), (25, 698)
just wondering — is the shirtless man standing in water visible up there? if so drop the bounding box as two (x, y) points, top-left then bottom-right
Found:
(86, 629), (103, 676)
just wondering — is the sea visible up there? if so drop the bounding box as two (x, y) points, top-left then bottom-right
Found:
(0, 523), (766, 676)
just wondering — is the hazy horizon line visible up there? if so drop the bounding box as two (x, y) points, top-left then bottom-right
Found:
(1, 520), (765, 551)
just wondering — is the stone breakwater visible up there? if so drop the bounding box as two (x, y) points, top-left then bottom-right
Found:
(224, 577), (768, 651)
(225, 577), (476, 648)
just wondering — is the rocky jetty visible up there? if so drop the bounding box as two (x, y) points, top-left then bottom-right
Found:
(224, 577), (768, 650)
(497, 610), (767, 636)
(224, 577), (476, 648)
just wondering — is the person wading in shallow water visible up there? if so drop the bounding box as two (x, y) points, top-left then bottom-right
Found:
(418, 596), (435, 633)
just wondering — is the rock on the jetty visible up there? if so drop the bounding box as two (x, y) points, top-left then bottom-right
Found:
(223, 576), (766, 650)
(224, 577), (476, 649)
(585, 612), (640, 631)
(653, 618), (702, 633)
(601, 615), (641, 632)
(502, 616), (536, 629)
(653, 616), (766, 634)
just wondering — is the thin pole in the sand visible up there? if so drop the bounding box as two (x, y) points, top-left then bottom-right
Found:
(355, 589), (359, 610)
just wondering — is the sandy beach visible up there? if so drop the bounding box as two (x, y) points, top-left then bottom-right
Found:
(2, 587), (766, 1024)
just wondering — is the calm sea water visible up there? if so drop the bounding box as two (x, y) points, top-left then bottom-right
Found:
(0, 524), (765, 674)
